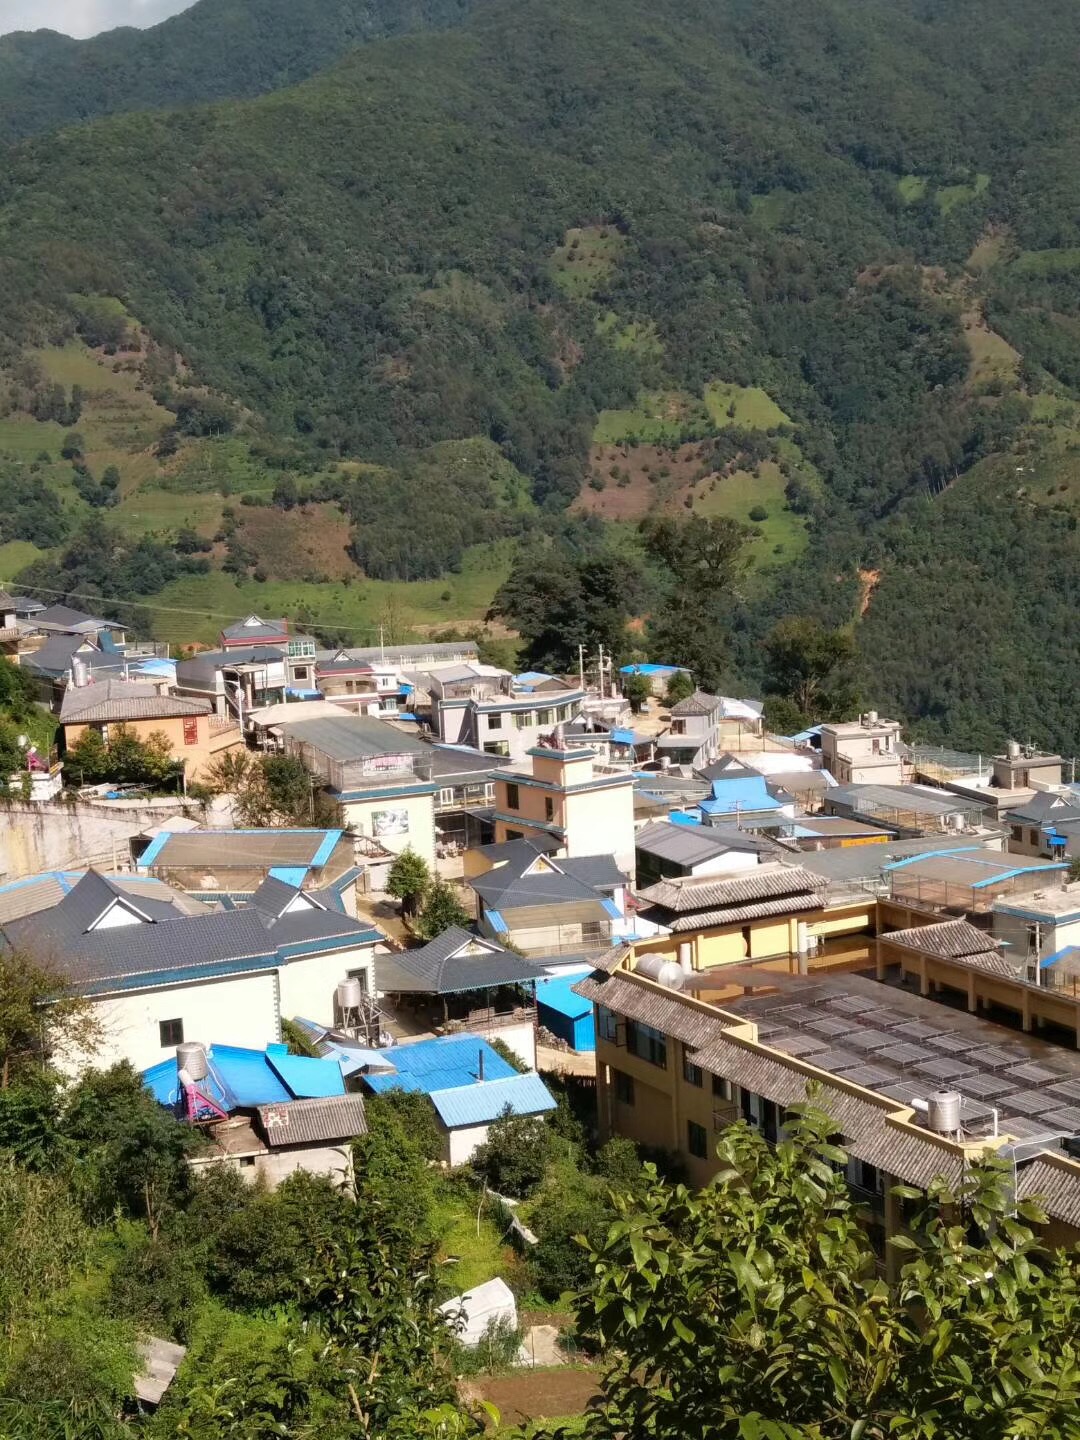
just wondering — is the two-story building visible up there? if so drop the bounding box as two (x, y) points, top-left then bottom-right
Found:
(656, 690), (725, 770)
(0, 867), (382, 1073)
(490, 742), (636, 879)
(175, 638), (319, 725)
(1004, 790), (1080, 859)
(819, 713), (905, 786)
(424, 666), (585, 763)
(0, 589), (19, 660)
(992, 742), (1065, 793)
(282, 714), (438, 865)
(574, 948), (1080, 1253)
(60, 678), (243, 784)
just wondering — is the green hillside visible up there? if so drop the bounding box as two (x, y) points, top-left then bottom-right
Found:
(0, 0), (478, 143)
(1, 0), (1079, 750)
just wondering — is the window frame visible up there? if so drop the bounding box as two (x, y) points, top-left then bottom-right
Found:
(159, 1017), (184, 1048)
(687, 1119), (708, 1159)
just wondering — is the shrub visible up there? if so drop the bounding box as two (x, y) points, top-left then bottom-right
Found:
(470, 1109), (554, 1197)
(748, 504), (769, 521)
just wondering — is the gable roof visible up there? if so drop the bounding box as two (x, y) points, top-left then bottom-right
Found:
(469, 855), (609, 911)
(2, 877), (380, 993)
(557, 855), (627, 890)
(220, 614), (288, 641)
(670, 689), (721, 717)
(635, 863), (823, 913)
(249, 874), (328, 919)
(34, 604), (114, 633)
(283, 713), (427, 760)
(1007, 791), (1080, 825)
(362, 1035), (519, 1095)
(20, 634), (102, 677)
(699, 774), (783, 816)
(60, 680), (210, 725)
(884, 918), (1017, 974)
(375, 926), (541, 995)
(428, 1071), (556, 1128)
(635, 819), (751, 864)
(0, 589), (16, 611)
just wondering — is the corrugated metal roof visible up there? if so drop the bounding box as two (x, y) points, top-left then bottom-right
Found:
(428, 1071), (556, 1128)
(635, 864), (822, 913)
(265, 1050), (346, 1098)
(634, 820), (741, 865)
(536, 973), (594, 1020)
(362, 1035), (519, 1096)
(282, 714), (426, 760)
(142, 828), (344, 870)
(256, 1094), (367, 1145)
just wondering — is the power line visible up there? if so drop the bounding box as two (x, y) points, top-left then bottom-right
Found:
(0, 577), (397, 642)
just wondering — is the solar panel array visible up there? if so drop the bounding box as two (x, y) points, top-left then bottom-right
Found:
(731, 980), (1080, 1138)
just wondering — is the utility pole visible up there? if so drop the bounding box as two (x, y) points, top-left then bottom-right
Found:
(379, 625), (386, 664)
(578, 644), (585, 693)
(597, 644), (605, 700)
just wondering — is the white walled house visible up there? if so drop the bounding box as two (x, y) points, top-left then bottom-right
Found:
(0, 869), (381, 1074)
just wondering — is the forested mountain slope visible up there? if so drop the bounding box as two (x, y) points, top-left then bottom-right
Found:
(1, 0), (1079, 752)
(0, 0), (477, 143)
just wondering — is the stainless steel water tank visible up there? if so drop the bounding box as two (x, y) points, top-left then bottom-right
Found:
(176, 1042), (208, 1082)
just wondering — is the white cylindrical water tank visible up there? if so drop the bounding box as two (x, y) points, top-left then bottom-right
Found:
(927, 1091), (961, 1136)
(677, 941), (693, 973)
(337, 976), (364, 1011)
(634, 954), (666, 981)
(654, 960), (685, 991)
(176, 1042), (208, 1082)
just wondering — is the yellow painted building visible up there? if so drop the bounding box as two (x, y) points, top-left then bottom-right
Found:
(60, 680), (243, 783)
(492, 745), (636, 880)
(577, 948), (1080, 1253)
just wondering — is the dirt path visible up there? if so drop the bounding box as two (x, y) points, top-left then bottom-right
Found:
(466, 1367), (601, 1425)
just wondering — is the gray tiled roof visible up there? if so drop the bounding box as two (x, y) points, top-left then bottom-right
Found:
(886, 919), (1003, 961)
(20, 635), (100, 677)
(256, 1094), (367, 1146)
(558, 855), (627, 890)
(1015, 1157), (1080, 1228)
(60, 679), (210, 724)
(635, 820), (746, 865)
(248, 874), (317, 918)
(640, 892), (827, 932)
(469, 864), (601, 910)
(2, 883), (379, 992)
(635, 864), (822, 913)
(375, 926), (542, 995)
(221, 616), (288, 641)
(670, 689), (721, 717)
(34, 604), (113, 632)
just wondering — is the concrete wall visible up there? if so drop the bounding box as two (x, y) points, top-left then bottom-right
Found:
(71, 941), (374, 1075)
(0, 797), (222, 881)
(342, 792), (436, 866)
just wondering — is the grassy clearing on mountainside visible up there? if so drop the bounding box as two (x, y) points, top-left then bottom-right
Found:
(703, 381), (791, 429)
(594, 310), (663, 358)
(549, 226), (624, 299)
(692, 459), (806, 567)
(749, 189), (793, 227)
(592, 390), (708, 445)
(966, 226), (1011, 273)
(897, 174), (928, 203)
(235, 502), (356, 581)
(111, 487), (226, 538)
(0, 540), (44, 581)
(145, 540), (513, 647)
(1010, 247), (1080, 276)
(936, 171), (990, 214)
(962, 311), (1020, 389)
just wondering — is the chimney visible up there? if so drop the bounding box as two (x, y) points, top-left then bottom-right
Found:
(478, 1047), (485, 1082)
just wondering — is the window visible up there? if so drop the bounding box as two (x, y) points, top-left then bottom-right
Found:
(687, 1120), (708, 1159)
(514, 713), (529, 730)
(1030, 829), (1039, 846)
(488, 713), (503, 730)
(1012, 825), (1023, 842)
(682, 1045), (703, 1087)
(484, 741), (509, 757)
(505, 828), (523, 841)
(182, 716), (199, 746)
(159, 1018), (184, 1047)
(614, 1069), (635, 1105)
(598, 1006), (619, 1043)
(538, 708), (553, 726)
(625, 1019), (667, 1068)
(544, 796), (555, 822)
(239, 1155), (257, 1169)
(712, 1074), (732, 1100)
(438, 787), (456, 807)
(871, 737), (881, 755)
(505, 783), (520, 809)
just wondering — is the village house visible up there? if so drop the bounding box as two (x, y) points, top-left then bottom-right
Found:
(59, 677), (243, 784)
(0, 589), (19, 660)
(281, 713), (438, 865)
(634, 819), (764, 887)
(1004, 789), (1080, 859)
(143, 1040), (367, 1188)
(421, 665), (586, 762)
(818, 712), (906, 786)
(656, 690), (726, 769)
(135, 826), (362, 912)
(991, 741), (1065, 793)
(0, 868), (382, 1073)
(574, 950), (1080, 1254)
(490, 739), (637, 878)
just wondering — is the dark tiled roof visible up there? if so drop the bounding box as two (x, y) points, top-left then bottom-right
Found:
(249, 874), (316, 918)
(886, 919), (1002, 961)
(20, 635), (99, 677)
(2, 886), (379, 992)
(34, 604), (113, 631)
(375, 926), (542, 995)
(60, 679), (210, 724)
(635, 864), (822, 913)
(558, 855), (626, 890)
(469, 865), (601, 910)
(641, 892), (827, 932)
(256, 1094), (367, 1146)
(1016, 1157), (1080, 1227)
(670, 689), (721, 717)
(221, 615), (288, 641)
(635, 820), (748, 864)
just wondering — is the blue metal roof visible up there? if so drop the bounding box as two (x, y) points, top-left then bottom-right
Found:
(618, 662), (683, 675)
(485, 908), (507, 933)
(269, 866), (310, 887)
(1041, 946), (1080, 971)
(266, 1049), (347, 1098)
(699, 775), (781, 816)
(429, 1072), (556, 1129)
(667, 810), (702, 827)
(536, 974), (592, 1020)
(610, 728), (635, 744)
(142, 1041), (344, 1110)
(362, 1036), (518, 1097)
